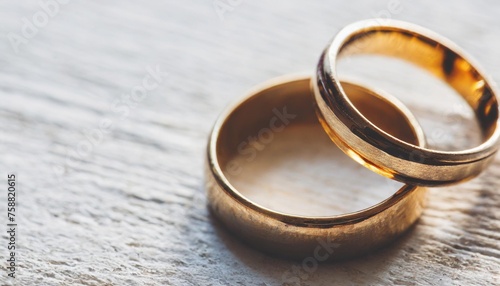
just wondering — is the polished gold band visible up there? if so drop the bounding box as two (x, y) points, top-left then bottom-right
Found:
(314, 19), (500, 186)
(206, 75), (427, 260)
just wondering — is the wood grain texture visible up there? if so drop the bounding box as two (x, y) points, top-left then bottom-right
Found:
(0, 0), (499, 285)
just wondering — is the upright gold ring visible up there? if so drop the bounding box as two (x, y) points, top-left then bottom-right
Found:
(314, 19), (500, 186)
(206, 75), (427, 260)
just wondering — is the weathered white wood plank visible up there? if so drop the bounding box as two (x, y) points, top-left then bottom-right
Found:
(0, 0), (499, 285)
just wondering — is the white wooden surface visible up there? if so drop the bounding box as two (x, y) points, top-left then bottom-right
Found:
(0, 1), (499, 285)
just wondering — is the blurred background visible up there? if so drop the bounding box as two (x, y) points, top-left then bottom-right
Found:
(1, 1), (499, 285)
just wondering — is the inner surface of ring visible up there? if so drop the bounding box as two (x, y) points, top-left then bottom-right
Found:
(215, 78), (421, 215)
(338, 28), (499, 140)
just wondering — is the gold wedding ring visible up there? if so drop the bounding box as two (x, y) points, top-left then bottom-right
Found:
(206, 75), (427, 260)
(314, 19), (500, 186)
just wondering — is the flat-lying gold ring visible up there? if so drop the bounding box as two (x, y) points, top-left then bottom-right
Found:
(206, 75), (427, 260)
(314, 19), (500, 186)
